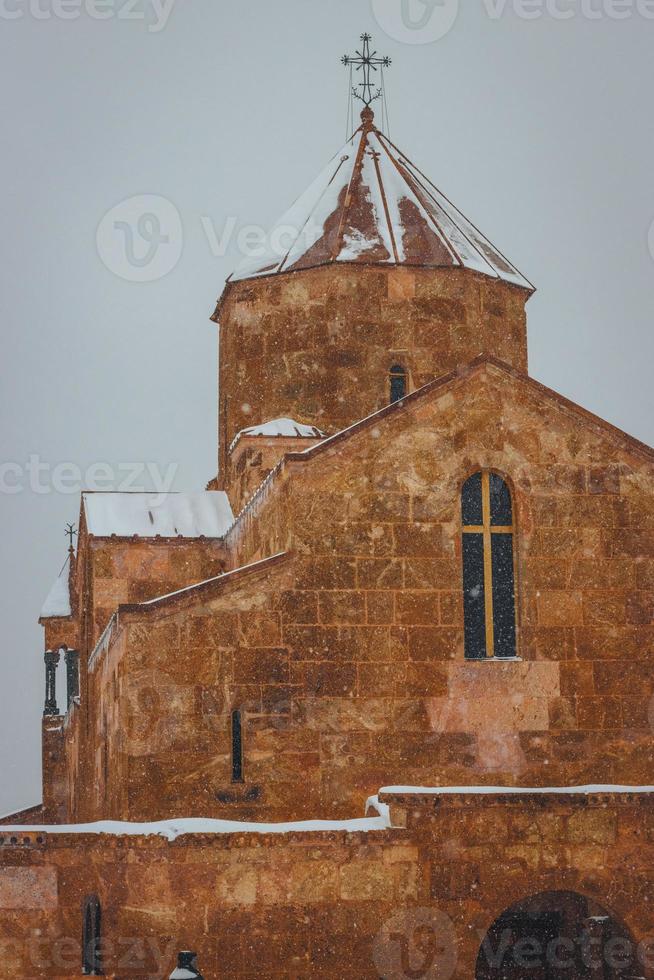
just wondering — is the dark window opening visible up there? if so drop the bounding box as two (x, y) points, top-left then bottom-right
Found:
(389, 365), (407, 404)
(231, 709), (244, 784)
(461, 471), (517, 660)
(82, 894), (103, 975)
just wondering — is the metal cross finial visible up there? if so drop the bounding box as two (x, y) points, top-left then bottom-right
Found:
(342, 33), (391, 107)
(65, 523), (77, 551)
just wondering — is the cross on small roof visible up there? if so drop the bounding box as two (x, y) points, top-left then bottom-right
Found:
(65, 523), (77, 551)
(342, 33), (391, 107)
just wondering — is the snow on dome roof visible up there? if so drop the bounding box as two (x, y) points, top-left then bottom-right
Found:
(231, 109), (533, 291)
(82, 492), (234, 539)
(40, 556), (72, 619)
(229, 418), (325, 454)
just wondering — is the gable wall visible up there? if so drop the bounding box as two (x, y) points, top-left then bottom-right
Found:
(86, 365), (654, 823)
(275, 364), (654, 814)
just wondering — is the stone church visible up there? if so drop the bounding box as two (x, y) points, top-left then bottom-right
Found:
(1, 41), (654, 979)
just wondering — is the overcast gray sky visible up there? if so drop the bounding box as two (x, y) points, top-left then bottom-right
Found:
(1, 0), (652, 817)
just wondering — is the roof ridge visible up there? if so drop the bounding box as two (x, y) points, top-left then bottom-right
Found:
(119, 552), (290, 614)
(374, 130), (463, 269)
(381, 131), (535, 292)
(223, 357), (654, 548)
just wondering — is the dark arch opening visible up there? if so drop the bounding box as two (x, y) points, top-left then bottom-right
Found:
(475, 891), (643, 979)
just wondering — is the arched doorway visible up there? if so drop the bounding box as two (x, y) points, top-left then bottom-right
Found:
(475, 891), (644, 979)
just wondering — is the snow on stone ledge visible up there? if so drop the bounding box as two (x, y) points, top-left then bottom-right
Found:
(83, 492), (234, 539)
(229, 418), (325, 454)
(379, 785), (654, 797)
(0, 809), (392, 841)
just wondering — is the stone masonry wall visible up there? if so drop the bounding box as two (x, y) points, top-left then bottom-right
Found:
(89, 537), (228, 648)
(81, 361), (654, 825)
(0, 793), (652, 978)
(215, 265), (529, 491)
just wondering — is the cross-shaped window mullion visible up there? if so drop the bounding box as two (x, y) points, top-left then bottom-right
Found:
(461, 471), (514, 658)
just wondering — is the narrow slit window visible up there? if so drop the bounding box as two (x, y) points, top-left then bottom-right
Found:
(389, 364), (407, 404)
(231, 709), (244, 783)
(461, 471), (517, 660)
(82, 894), (102, 976)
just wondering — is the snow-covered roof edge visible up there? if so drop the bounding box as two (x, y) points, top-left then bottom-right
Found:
(40, 555), (72, 620)
(228, 418), (325, 455)
(82, 491), (234, 540)
(379, 785), (654, 797)
(0, 797), (392, 841)
(132, 552), (289, 611)
(0, 803), (42, 824)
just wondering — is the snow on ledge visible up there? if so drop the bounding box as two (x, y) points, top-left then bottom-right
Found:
(379, 785), (654, 797)
(0, 807), (392, 841)
(229, 418), (325, 455)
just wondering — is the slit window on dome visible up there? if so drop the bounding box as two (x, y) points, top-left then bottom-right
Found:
(461, 471), (517, 660)
(389, 365), (407, 404)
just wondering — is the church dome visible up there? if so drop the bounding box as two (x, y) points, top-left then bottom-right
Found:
(231, 107), (533, 292)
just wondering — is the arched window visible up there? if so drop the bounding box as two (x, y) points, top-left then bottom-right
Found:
(461, 471), (517, 660)
(82, 894), (103, 975)
(389, 365), (407, 404)
(231, 709), (244, 784)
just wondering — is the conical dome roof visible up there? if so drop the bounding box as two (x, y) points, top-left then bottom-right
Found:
(231, 108), (533, 291)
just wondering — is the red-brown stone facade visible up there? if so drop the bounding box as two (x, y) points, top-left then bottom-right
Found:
(214, 265), (530, 506)
(34, 360), (654, 828)
(16, 228), (654, 977)
(0, 792), (653, 978)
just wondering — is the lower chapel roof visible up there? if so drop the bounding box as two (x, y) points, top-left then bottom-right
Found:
(82, 490), (234, 539)
(40, 491), (235, 618)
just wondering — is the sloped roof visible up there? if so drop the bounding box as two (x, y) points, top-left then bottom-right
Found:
(82, 492), (234, 539)
(224, 356), (654, 544)
(40, 555), (72, 619)
(232, 107), (533, 291)
(289, 357), (654, 466)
